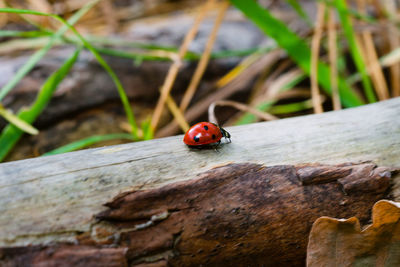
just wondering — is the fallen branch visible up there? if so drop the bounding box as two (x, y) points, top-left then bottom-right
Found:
(0, 98), (399, 266)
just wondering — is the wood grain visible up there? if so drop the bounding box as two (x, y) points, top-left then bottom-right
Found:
(0, 162), (396, 266)
(94, 162), (392, 266)
(0, 98), (399, 265)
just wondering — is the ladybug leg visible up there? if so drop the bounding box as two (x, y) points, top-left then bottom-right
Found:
(223, 136), (231, 143)
(214, 141), (221, 152)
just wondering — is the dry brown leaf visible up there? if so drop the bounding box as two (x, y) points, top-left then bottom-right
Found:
(307, 199), (400, 267)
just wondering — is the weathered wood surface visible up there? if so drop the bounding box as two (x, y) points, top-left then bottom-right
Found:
(93, 162), (393, 266)
(1, 162), (395, 266)
(0, 97), (400, 266)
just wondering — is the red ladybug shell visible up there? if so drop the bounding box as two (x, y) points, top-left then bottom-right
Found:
(183, 122), (223, 146)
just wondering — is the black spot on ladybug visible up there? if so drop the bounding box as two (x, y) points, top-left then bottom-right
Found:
(204, 125), (209, 130)
(194, 135), (200, 142)
(212, 134), (216, 139)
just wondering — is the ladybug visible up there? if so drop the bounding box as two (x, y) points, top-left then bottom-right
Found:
(183, 122), (231, 147)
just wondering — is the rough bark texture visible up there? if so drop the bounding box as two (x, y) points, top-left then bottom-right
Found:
(0, 98), (399, 266)
(0, 162), (396, 266)
(0, 246), (128, 267)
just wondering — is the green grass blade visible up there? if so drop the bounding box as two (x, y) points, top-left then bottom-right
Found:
(67, 30), (139, 139)
(84, 35), (264, 57)
(334, 0), (376, 103)
(42, 133), (133, 156)
(0, 48), (80, 162)
(0, 30), (50, 38)
(0, 104), (39, 135)
(80, 35), (182, 51)
(57, 32), (273, 63)
(141, 118), (154, 140)
(0, 5), (139, 139)
(0, 8), (65, 16)
(0, 0), (99, 101)
(322, 0), (376, 23)
(82, 34), (277, 59)
(94, 46), (264, 62)
(82, 35), (272, 59)
(0, 47), (50, 101)
(95, 46), (172, 61)
(230, 0), (364, 107)
(269, 99), (314, 114)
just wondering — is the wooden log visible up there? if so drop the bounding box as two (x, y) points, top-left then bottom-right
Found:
(0, 98), (400, 266)
(307, 200), (400, 266)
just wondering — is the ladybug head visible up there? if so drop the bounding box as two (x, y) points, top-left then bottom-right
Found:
(219, 127), (231, 139)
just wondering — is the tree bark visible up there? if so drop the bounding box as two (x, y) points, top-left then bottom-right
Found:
(0, 98), (399, 266)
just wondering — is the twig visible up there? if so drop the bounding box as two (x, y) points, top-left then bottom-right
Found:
(0, 0), (7, 28)
(356, 0), (389, 101)
(244, 68), (305, 121)
(275, 88), (311, 99)
(382, 0), (400, 97)
(208, 100), (278, 125)
(100, 0), (117, 33)
(27, 0), (52, 28)
(254, 59), (292, 102)
(150, 0), (214, 131)
(222, 88), (311, 126)
(179, 0), (230, 113)
(328, 7), (341, 110)
(156, 51), (283, 137)
(216, 53), (262, 89)
(264, 68), (304, 101)
(166, 94), (190, 132)
(247, 57), (284, 104)
(310, 2), (325, 114)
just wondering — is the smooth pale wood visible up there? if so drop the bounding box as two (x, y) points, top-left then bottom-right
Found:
(0, 98), (400, 247)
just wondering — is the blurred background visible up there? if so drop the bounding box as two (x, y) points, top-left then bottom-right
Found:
(0, 0), (399, 162)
